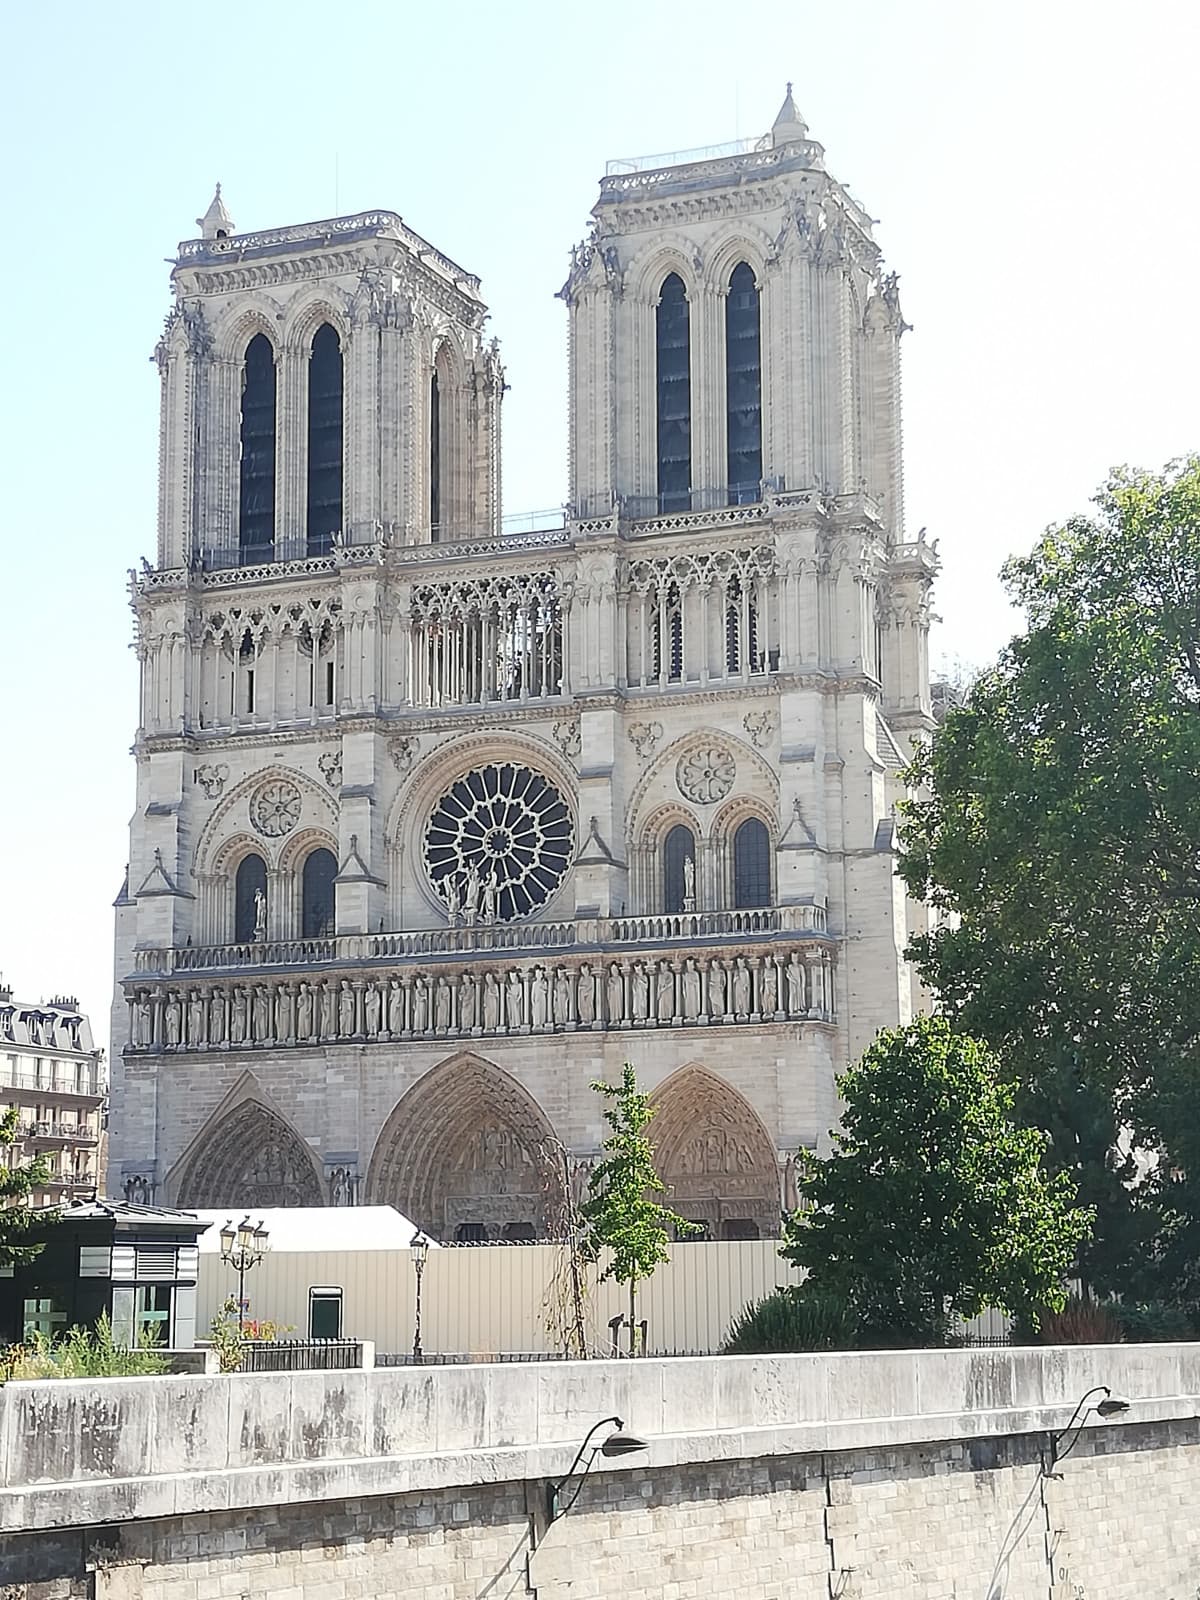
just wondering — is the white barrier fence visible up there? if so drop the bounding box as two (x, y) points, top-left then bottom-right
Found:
(195, 1239), (1009, 1358)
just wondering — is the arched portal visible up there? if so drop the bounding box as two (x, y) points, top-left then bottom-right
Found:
(172, 1100), (324, 1208)
(649, 1065), (780, 1239)
(366, 1055), (562, 1240)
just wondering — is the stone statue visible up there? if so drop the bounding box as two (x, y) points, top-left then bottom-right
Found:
(708, 958), (727, 1018)
(187, 991), (206, 1046)
(483, 971), (500, 1030)
(656, 963), (674, 1022)
(732, 957), (751, 1017)
(338, 981), (356, 1037)
(387, 977), (403, 1035)
(252, 984), (271, 1041)
(553, 968), (573, 1027)
(463, 862), (481, 925)
(506, 969), (525, 1028)
(682, 856), (696, 912)
(277, 985), (295, 1042)
(320, 981), (337, 1040)
(434, 975), (453, 1033)
(458, 972), (476, 1030)
(253, 888), (267, 942)
(480, 875), (497, 925)
(135, 996), (153, 1046)
(682, 960), (702, 1020)
(443, 875), (462, 927)
(364, 983), (381, 1037)
(577, 963), (596, 1026)
(606, 963), (624, 1024)
(531, 966), (550, 1028)
(787, 954), (806, 1015)
(297, 982), (313, 1040)
(208, 990), (226, 1045)
(230, 987), (248, 1044)
(164, 994), (181, 1047)
(631, 962), (649, 1022)
(412, 974), (429, 1033)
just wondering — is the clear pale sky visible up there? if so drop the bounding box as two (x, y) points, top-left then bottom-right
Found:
(2, 1), (1196, 1055)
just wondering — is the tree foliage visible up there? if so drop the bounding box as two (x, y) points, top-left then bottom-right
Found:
(900, 458), (1200, 1300)
(0, 1106), (53, 1269)
(580, 1064), (698, 1346)
(782, 1017), (1092, 1343)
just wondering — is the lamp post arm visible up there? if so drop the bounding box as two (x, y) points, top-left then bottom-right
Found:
(1047, 1385), (1109, 1474)
(547, 1415), (624, 1521)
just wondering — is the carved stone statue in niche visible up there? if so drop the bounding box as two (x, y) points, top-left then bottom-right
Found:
(387, 977), (403, 1035)
(434, 976), (453, 1033)
(606, 963), (624, 1024)
(135, 996), (153, 1047)
(459, 973), (476, 1030)
(682, 856), (696, 913)
(480, 876), (497, 925)
(338, 981), (356, 1038)
(297, 982), (313, 1040)
(577, 964), (596, 1026)
(655, 963), (673, 1023)
(708, 958), (727, 1018)
(412, 974), (430, 1033)
(483, 972), (501, 1031)
(164, 995), (181, 1047)
(530, 967), (550, 1028)
(364, 983), (381, 1037)
(682, 960), (702, 1020)
(277, 984), (295, 1042)
(253, 888), (267, 943)
(631, 962), (649, 1021)
(230, 987), (248, 1044)
(552, 968), (573, 1027)
(787, 954), (806, 1014)
(320, 981), (336, 1040)
(732, 958), (751, 1017)
(187, 991), (206, 1046)
(252, 984), (271, 1041)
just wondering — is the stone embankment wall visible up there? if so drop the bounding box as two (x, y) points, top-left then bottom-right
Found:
(1, 1346), (1198, 1599)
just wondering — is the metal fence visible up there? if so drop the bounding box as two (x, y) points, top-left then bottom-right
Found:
(239, 1338), (364, 1372)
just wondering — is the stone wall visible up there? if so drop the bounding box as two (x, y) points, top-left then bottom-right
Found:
(2, 1347), (1199, 1599)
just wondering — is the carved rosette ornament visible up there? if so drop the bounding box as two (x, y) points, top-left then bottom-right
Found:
(250, 779), (302, 838)
(677, 746), (736, 805)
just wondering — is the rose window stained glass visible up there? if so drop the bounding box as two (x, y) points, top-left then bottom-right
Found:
(424, 764), (574, 921)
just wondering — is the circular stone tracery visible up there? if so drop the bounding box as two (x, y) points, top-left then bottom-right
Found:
(677, 746), (736, 805)
(250, 779), (302, 838)
(424, 763), (574, 922)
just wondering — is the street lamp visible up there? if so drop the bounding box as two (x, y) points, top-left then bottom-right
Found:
(218, 1216), (269, 1331)
(1045, 1384), (1130, 1476)
(546, 1416), (648, 1523)
(410, 1232), (430, 1364)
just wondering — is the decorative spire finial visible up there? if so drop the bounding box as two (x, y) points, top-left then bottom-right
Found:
(771, 83), (808, 147)
(196, 184), (235, 241)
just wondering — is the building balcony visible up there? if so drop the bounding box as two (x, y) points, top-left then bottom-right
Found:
(122, 906), (834, 1055)
(22, 1121), (99, 1147)
(0, 1070), (106, 1103)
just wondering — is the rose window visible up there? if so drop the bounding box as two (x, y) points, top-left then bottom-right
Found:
(424, 763), (574, 921)
(250, 779), (302, 838)
(676, 746), (736, 805)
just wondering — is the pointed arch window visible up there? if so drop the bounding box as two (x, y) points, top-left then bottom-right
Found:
(733, 818), (771, 909)
(651, 582), (683, 683)
(656, 273), (691, 514)
(724, 576), (759, 676)
(301, 847), (337, 939)
(307, 323), (343, 556)
(239, 334), (276, 563)
(663, 824), (696, 914)
(725, 263), (762, 505)
(430, 369), (442, 539)
(234, 854), (267, 944)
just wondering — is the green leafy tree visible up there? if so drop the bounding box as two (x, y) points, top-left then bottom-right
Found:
(580, 1063), (698, 1352)
(0, 1106), (53, 1268)
(900, 458), (1200, 1300)
(782, 1017), (1093, 1344)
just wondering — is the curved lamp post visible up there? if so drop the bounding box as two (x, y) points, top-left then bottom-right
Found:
(218, 1217), (269, 1331)
(1045, 1384), (1130, 1476)
(410, 1232), (430, 1364)
(546, 1415), (648, 1523)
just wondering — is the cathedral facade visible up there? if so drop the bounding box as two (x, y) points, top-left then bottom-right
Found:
(110, 91), (936, 1240)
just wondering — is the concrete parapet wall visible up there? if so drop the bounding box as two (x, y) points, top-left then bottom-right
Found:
(3, 1343), (1199, 1535)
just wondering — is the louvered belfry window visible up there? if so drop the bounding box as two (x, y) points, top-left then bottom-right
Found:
(239, 334), (276, 563)
(725, 263), (762, 504)
(307, 324), (343, 556)
(430, 370), (441, 538)
(656, 273), (691, 514)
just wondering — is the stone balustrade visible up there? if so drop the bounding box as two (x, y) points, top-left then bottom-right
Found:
(124, 939), (832, 1053)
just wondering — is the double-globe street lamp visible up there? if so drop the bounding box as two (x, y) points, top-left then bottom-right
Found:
(219, 1217), (269, 1331)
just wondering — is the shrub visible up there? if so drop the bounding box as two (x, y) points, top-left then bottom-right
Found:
(1013, 1295), (1125, 1345)
(1108, 1300), (1195, 1343)
(1, 1314), (167, 1380)
(722, 1287), (857, 1354)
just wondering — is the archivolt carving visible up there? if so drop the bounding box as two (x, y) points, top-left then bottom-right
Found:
(366, 1054), (562, 1238)
(172, 1098), (324, 1208)
(650, 1065), (780, 1236)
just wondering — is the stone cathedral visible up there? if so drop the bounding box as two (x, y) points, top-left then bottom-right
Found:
(110, 90), (937, 1241)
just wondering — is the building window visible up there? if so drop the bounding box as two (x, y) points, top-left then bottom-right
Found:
(724, 577), (759, 675)
(23, 1297), (66, 1339)
(234, 854), (267, 944)
(725, 263), (762, 504)
(307, 323), (343, 556)
(430, 369), (441, 538)
(455, 1222), (488, 1243)
(733, 818), (771, 909)
(136, 1284), (171, 1344)
(721, 1218), (760, 1240)
(308, 1286), (343, 1339)
(301, 848), (337, 939)
(656, 273), (691, 514)
(663, 824), (696, 914)
(651, 583), (683, 683)
(239, 333), (276, 564)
